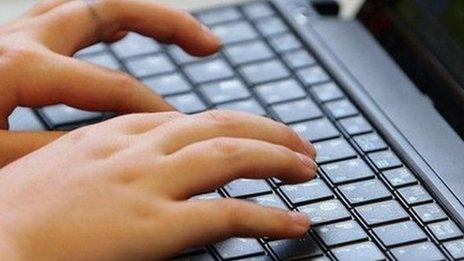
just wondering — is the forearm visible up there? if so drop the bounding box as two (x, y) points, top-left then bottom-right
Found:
(0, 130), (64, 167)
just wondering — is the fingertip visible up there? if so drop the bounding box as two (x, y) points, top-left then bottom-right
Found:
(201, 24), (222, 49)
(297, 153), (318, 175)
(286, 211), (310, 237)
(298, 135), (317, 159)
(181, 22), (222, 57)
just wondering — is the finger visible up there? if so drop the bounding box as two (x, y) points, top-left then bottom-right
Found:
(103, 30), (128, 43)
(0, 130), (64, 167)
(103, 112), (185, 135)
(171, 199), (309, 251)
(5, 54), (174, 117)
(34, 0), (221, 56)
(152, 110), (316, 158)
(24, 0), (70, 17)
(162, 137), (317, 198)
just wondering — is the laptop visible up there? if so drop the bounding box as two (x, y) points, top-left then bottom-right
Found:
(8, 0), (464, 260)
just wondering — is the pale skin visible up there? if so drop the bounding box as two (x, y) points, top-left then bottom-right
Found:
(0, 0), (318, 260)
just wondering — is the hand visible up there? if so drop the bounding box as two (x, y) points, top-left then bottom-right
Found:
(0, 110), (317, 260)
(0, 0), (221, 166)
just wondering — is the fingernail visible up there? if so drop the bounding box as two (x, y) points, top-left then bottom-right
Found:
(202, 24), (221, 43)
(288, 212), (309, 229)
(298, 153), (318, 175)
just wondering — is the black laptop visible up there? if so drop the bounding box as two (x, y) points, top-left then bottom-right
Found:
(8, 0), (464, 260)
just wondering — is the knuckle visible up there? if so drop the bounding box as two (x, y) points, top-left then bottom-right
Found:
(113, 72), (139, 88)
(198, 110), (243, 130)
(0, 47), (40, 69)
(223, 200), (248, 229)
(65, 125), (93, 143)
(163, 111), (185, 120)
(274, 143), (294, 158)
(111, 73), (141, 102)
(209, 137), (242, 159)
(199, 110), (236, 124)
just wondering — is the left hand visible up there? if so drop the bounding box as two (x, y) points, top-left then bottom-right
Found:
(0, 0), (221, 166)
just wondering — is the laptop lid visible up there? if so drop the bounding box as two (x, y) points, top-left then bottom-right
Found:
(358, 0), (464, 137)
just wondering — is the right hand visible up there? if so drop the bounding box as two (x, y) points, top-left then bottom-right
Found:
(0, 110), (317, 260)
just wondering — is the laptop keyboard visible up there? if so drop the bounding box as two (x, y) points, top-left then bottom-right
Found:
(10, 1), (464, 260)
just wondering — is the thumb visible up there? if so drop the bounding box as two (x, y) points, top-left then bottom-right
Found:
(0, 130), (64, 167)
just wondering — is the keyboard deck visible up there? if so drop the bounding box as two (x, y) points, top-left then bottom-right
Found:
(9, 1), (464, 260)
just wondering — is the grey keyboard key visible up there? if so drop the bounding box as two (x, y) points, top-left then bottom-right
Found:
(40, 105), (102, 127)
(382, 167), (417, 188)
(125, 54), (175, 78)
(242, 2), (275, 20)
(299, 199), (351, 226)
(248, 193), (288, 210)
(272, 98), (322, 124)
(413, 203), (447, 223)
(212, 21), (258, 44)
(215, 238), (264, 260)
(356, 200), (409, 226)
(241, 255), (274, 261)
(255, 17), (287, 37)
(322, 158), (375, 185)
(75, 43), (106, 56)
(175, 247), (208, 259)
(398, 185), (433, 205)
(184, 59), (234, 84)
(268, 234), (323, 260)
(354, 133), (388, 153)
(283, 49), (316, 69)
(81, 52), (120, 70)
(315, 220), (368, 247)
(224, 40), (274, 65)
(291, 118), (340, 142)
(111, 33), (160, 59)
(197, 7), (242, 25)
(256, 79), (306, 105)
(314, 138), (357, 164)
(217, 99), (266, 116)
(373, 221), (427, 247)
(269, 34), (302, 53)
(240, 59), (290, 85)
(225, 179), (271, 198)
(339, 116), (373, 136)
(168, 46), (202, 64)
(444, 239), (464, 259)
(142, 73), (191, 96)
(281, 179), (334, 206)
(9, 107), (45, 131)
(325, 99), (358, 119)
(332, 241), (385, 261)
(297, 66), (330, 86)
(339, 179), (391, 205)
(200, 79), (250, 104)
(391, 242), (445, 261)
(429, 220), (463, 241)
(174, 252), (216, 261)
(369, 150), (402, 170)
(310, 82), (344, 102)
(166, 93), (207, 114)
